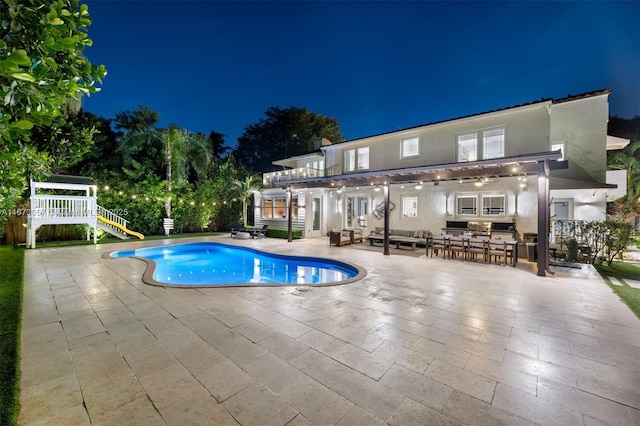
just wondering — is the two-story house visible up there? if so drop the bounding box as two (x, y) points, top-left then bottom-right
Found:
(255, 89), (620, 276)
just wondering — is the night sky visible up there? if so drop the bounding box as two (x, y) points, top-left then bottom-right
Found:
(82, 1), (640, 147)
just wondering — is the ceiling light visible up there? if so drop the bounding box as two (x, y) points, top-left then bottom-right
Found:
(474, 179), (484, 187)
(374, 185), (381, 192)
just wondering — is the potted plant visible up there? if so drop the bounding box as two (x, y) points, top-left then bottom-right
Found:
(567, 238), (579, 262)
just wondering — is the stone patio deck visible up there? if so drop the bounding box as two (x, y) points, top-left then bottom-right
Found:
(19, 236), (640, 425)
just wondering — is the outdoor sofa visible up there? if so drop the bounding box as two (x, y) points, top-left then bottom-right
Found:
(366, 227), (431, 251)
(329, 229), (353, 246)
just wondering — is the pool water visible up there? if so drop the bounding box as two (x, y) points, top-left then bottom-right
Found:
(109, 242), (362, 287)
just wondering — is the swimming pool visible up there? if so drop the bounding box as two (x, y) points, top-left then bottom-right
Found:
(108, 242), (365, 287)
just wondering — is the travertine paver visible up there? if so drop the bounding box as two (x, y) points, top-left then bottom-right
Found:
(19, 236), (640, 425)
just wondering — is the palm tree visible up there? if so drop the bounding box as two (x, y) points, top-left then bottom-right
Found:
(231, 175), (263, 227)
(162, 128), (212, 218)
(119, 127), (212, 219)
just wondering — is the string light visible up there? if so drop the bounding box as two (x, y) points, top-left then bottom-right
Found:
(97, 184), (241, 207)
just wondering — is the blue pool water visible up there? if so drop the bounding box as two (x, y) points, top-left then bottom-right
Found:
(109, 242), (361, 286)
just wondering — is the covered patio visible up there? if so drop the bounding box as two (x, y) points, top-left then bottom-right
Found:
(278, 151), (566, 277)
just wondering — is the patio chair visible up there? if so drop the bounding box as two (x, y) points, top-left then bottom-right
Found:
(251, 225), (269, 239)
(468, 238), (488, 263)
(329, 230), (352, 247)
(430, 234), (450, 258)
(230, 224), (245, 237)
(449, 236), (467, 260)
(351, 228), (364, 243)
(487, 239), (507, 266)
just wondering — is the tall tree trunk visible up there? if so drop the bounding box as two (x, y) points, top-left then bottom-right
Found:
(166, 138), (172, 218)
(243, 199), (247, 227)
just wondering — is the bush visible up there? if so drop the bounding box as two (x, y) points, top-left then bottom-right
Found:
(265, 228), (304, 239)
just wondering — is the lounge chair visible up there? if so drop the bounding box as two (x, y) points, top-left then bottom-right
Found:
(251, 225), (269, 239)
(329, 230), (352, 247)
(344, 228), (363, 243)
(230, 225), (245, 237)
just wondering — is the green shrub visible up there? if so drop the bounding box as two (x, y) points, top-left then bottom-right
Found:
(265, 228), (304, 239)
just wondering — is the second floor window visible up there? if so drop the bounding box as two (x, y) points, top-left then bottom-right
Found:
(401, 137), (419, 159)
(458, 127), (505, 162)
(483, 128), (505, 159)
(344, 147), (369, 172)
(457, 133), (477, 162)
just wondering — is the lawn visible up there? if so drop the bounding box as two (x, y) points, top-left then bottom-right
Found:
(0, 246), (24, 426)
(594, 261), (640, 319)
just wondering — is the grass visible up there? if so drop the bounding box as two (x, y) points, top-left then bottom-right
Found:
(0, 246), (24, 426)
(594, 261), (640, 319)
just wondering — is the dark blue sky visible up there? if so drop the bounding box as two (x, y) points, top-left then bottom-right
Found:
(83, 1), (639, 147)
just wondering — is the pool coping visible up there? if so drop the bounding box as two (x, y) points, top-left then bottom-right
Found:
(102, 242), (367, 288)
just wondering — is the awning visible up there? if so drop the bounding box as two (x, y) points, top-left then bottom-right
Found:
(550, 178), (617, 190)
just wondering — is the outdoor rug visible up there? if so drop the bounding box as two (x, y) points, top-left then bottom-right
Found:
(347, 242), (426, 257)
(549, 260), (583, 269)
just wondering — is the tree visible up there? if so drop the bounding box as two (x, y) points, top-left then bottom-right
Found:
(29, 110), (102, 173)
(207, 130), (230, 160)
(119, 127), (212, 219)
(113, 104), (159, 134)
(607, 139), (640, 228)
(67, 111), (120, 181)
(231, 175), (262, 227)
(0, 0), (106, 225)
(234, 106), (344, 173)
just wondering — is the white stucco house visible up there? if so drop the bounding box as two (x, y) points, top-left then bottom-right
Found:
(254, 89), (624, 276)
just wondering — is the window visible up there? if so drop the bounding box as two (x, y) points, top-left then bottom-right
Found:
(483, 128), (505, 159)
(457, 133), (477, 162)
(261, 199), (274, 219)
(551, 142), (565, 160)
(401, 196), (418, 219)
(482, 194), (505, 216)
(401, 137), (419, 158)
(456, 195), (477, 215)
(357, 147), (369, 170)
(344, 149), (356, 172)
(261, 196), (298, 219)
(344, 147), (369, 172)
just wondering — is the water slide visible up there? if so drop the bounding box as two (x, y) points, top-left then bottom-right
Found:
(97, 215), (145, 240)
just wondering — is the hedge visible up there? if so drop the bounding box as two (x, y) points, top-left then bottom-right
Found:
(265, 228), (304, 239)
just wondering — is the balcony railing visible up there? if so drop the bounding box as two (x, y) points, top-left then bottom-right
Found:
(30, 195), (96, 218)
(263, 167), (324, 188)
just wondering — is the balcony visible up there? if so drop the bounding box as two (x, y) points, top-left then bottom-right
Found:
(263, 167), (324, 188)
